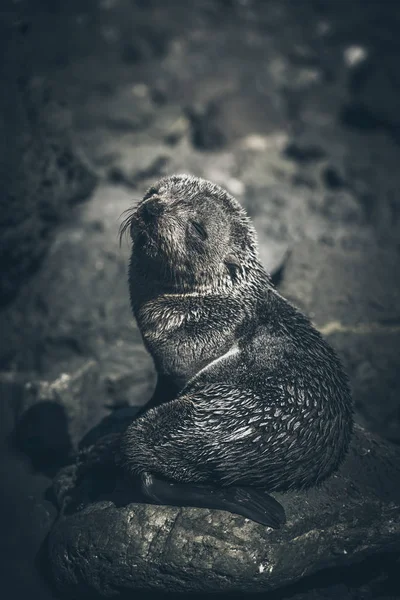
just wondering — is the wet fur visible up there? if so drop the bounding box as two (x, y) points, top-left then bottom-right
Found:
(119, 175), (353, 500)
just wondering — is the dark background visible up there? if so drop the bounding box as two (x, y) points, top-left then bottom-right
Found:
(1, 0), (400, 598)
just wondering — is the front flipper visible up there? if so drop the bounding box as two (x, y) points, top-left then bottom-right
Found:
(141, 472), (286, 528)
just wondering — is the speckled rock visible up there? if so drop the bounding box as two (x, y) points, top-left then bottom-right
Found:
(11, 344), (156, 471)
(0, 184), (143, 373)
(47, 426), (400, 596)
(0, 19), (96, 305)
(0, 373), (57, 600)
(278, 240), (400, 443)
(13, 360), (102, 468)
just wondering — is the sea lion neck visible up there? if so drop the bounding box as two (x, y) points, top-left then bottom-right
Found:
(131, 270), (267, 312)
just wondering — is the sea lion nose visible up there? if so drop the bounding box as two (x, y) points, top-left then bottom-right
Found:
(140, 197), (164, 222)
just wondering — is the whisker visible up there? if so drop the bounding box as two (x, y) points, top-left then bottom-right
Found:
(118, 206), (136, 247)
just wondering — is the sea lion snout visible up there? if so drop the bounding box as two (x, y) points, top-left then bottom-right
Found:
(138, 196), (165, 223)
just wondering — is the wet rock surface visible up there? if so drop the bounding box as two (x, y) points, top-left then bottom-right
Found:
(47, 425), (400, 596)
(1, 0), (400, 598)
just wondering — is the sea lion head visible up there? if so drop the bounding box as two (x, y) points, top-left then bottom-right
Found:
(120, 174), (259, 293)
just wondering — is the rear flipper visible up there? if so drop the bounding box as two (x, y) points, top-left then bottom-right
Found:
(140, 472), (286, 528)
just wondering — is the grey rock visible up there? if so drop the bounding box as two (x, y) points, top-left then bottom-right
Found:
(107, 144), (171, 187)
(76, 84), (155, 133)
(278, 240), (400, 326)
(0, 184), (139, 372)
(0, 348), (152, 599)
(99, 340), (156, 410)
(0, 372), (57, 600)
(77, 102), (189, 186)
(14, 360), (103, 463)
(0, 362), (102, 452)
(346, 49), (400, 129)
(240, 178), (372, 277)
(0, 372), (32, 443)
(11, 347), (155, 469)
(278, 240), (400, 442)
(120, 28), (169, 64)
(47, 426), (400, 596)
(186, 100), (226, 150)
(1, 361), (105, 481)
(332, 331), (400, 444)
(0, 19), (96, 305)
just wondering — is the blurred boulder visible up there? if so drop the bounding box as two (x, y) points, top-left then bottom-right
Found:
(13, 360), (102, 471)
(278, 240), (400, 443)
(0, 19), (96, 306)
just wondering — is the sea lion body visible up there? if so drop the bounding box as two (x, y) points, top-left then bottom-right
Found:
(118, 175), (353, 524)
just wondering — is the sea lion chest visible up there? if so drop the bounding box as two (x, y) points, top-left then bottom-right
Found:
(136, 295), (240, 388)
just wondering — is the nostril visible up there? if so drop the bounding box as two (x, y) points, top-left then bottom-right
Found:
(140, 197), (164, 221)
(143, 186), (159, 201)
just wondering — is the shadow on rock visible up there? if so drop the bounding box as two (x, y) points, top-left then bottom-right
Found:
(79, 404), (142, 449)
(340, 102), (400, 144)
(44, 406), (148, 517)
(13, 401), (73, 477)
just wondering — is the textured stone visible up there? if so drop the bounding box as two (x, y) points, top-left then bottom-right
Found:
(0, 373), (56, 600)
(99, 340), (156, 410)
(47, 426), (400, 596)
(186, 100), (226, 150)
(0, 19), (96, 305)
(278, 240), (400, 442)
(14, 360), (102, 466)
(0, 184), (140, 372)
(76, 84), (155, 133)
(11, 347), (155, 470)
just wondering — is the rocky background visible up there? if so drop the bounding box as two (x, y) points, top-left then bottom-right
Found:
(1, 0), (400, 598)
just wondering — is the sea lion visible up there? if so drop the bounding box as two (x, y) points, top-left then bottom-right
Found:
(117, 174), (353, 527)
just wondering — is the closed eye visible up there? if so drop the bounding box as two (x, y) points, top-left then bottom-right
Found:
(190, 221), (208, 240)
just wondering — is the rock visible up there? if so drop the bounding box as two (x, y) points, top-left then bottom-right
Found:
(46, 425), (400, 596)
(346, 49), (400, 132)
(284, 139), (326, 163)
(0, 19), (96, 305)
(10, 345), (155, 471)
(14, 360), (102, 469)
(76, 103), (189, 186)
(186, 100), (226, 150)
(0, 372), (32, 443)
(278, 240), (400, 443)
(0, 373), (57, 600)
(99, 340), (156, 410)
(0, 184), (140, 372)
(107, 144), (170, 187)
(120, 26), (170, 64)
(240, 178), (372, 277)
(0, 348), (153, 598)
(75, 84), (155, 133)
(342, 132), (400, 247)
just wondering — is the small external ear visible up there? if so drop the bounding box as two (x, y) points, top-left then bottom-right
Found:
(224, 254), (241, 281)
